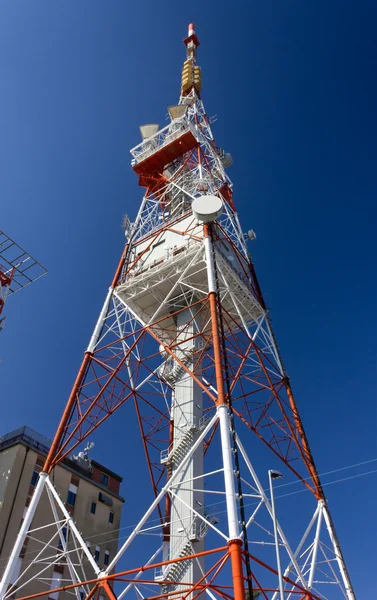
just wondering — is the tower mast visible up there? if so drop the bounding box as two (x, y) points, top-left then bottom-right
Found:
(0, 25), (355, 600)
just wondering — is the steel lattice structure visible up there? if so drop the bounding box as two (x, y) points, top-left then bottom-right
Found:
(0, 25), (355, 600)
(0, 230), (47, 331)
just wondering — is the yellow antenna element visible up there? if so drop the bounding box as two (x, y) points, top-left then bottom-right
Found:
(193, 65), (202, 90)
(181, 61), (193, 94)
(181, 62), (202, 95)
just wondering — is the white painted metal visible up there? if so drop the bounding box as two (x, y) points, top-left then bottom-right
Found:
(203, 234), (216, 294)
(191, 195), (223, 223)
(118, 546), (162, 599)
(0, 473), (48, 598)
(147, 245), (203, 325)
(168, 306), (205, 590)
(270, 505), (321, 600)
(217, 405), (239, 540)
(307, 500), (324, 589)
(45, 486), (82, 600)
(4, 524), (71, 599)
(169, 490), (227, 541)
(130, 118), (198, 164)
(105, 413), (218, 574)
(236, 435), (306, 587)
(87, 286), (114, 352)
(45, 478), (101, 575)
(322, 503), (356, 600)
(269, 470), (285, 600)
(0, 477), (98, 600)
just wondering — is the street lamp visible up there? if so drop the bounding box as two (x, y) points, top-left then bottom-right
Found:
(268, 470), (285, 600)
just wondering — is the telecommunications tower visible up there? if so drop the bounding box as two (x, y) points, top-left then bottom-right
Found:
(0, 25), (355, 600)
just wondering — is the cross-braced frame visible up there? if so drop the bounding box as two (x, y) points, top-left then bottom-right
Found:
(0, 24), (355, 600)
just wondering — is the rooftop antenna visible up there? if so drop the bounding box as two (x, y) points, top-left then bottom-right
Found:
(0, 230), (47, 333)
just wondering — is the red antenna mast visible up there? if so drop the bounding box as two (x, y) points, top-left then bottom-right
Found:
(0, 230), (47, 332)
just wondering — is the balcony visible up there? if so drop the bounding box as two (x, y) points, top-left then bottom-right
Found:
(130, 118), (198, 178)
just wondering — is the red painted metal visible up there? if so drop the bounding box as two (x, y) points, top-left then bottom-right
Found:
(132, 131), (198, 177)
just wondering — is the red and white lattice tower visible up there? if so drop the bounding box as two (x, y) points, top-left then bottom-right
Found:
(0, 25), (355, 600)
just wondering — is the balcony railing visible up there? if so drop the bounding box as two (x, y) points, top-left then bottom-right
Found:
(130, 118), (198, 165)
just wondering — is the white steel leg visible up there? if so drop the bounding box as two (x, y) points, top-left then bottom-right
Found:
(269, 471), (285, 600)
(87, 287), (114, 352)
(236, 435), (306, 588)
(217, 404), (239, 540)
(203, 235), (216, 293)
(45, 478), (101, 575)
(270, 504), (320, 600)
(118, 546), (162, 600)
(322, 503), (356, 600)
(307, 500), (324, 589)
(0, 473), (48, 599)
(45, 485), (83, 600)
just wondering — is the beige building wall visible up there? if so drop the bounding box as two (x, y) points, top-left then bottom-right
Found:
(0, 436), (123, 600)
(0, 445), (24, 550)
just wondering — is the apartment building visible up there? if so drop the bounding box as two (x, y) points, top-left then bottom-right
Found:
(0, 427), (124, 599)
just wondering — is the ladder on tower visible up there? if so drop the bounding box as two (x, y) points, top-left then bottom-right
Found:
(154, 511), (219, 586)
(160, 414), (210, 474)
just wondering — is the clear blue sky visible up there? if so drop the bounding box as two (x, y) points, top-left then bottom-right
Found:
(1, 1), (376, 596)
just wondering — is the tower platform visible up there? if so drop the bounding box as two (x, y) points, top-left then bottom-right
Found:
(130, 118), (198, 179)
(115, 215), (263, 342)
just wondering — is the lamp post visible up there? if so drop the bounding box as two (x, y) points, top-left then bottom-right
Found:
(268, 470), (285, 600)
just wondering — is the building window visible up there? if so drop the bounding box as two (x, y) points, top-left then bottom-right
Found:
(104, 550), (110, 566)
(94, 546), (100, 562)
(66, 483), (78, 507)
(30, 471), (39, 486)
(90, 502), (96, 515)
(98, 492), (112, 506)
(108, 511), (114, 524)
(49, 570), (62, 600)
(58, 527), (67, 550)
(100, 473), (109, 487)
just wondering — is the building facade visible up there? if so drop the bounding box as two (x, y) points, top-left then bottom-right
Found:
(0, 427), (124, 600)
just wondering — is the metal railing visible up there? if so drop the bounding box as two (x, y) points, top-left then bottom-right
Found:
(154, 509), (219, 580)
(122, 239), (201, 284)
(130, 118), (198, 165)
(160, 413), (211, 463)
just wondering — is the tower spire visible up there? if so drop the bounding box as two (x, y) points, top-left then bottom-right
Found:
(181, 23), (202, 96)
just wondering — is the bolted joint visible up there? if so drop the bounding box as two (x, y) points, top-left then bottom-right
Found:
(227, 537), (243, 548)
